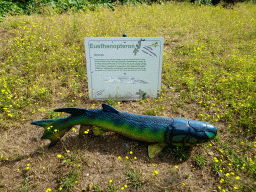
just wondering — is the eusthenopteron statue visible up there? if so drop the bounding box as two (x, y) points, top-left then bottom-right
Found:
(31, 104), (217, 158)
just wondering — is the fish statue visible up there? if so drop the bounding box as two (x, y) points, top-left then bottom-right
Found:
(31, 104), (217, 158)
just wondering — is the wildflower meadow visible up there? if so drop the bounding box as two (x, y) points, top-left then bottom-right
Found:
(0, 1), (255, 191)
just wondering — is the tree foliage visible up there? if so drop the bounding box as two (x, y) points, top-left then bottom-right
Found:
(0, 0), (255, 20)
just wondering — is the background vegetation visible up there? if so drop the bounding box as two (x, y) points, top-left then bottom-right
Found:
(0, 0), (255, 191)
(1, 0), (256, 21)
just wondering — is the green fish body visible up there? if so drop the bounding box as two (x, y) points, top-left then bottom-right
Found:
(31, 104), (217, 158)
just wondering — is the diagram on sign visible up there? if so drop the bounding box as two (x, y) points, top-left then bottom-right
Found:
(104, 76), (149, 84)
(96, 89), (105, 96)
(133, 39), (159, 57)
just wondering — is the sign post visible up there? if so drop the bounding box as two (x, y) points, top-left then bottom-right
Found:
(84, 36), (164, 101)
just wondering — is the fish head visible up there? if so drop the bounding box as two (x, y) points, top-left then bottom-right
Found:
(168, 119), (217, 146)
(187, 120), (218, 144)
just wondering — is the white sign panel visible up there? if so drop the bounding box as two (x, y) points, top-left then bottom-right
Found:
(84, 37), (164, 101)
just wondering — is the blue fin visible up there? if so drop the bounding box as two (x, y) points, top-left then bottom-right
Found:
(54, 108), (87, 116)
(102, 104), (119, 113)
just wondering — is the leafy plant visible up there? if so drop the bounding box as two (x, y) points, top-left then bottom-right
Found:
(123, 168), (143, 189)
(193, 154), (207, 168)
(169, 146), (190, 161)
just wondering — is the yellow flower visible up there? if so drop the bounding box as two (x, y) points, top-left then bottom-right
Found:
(125, 156), (128, 159)
(118, 156), (122, 159)
(225, 173), (230, 177)
(121, 187), (124, 190)
(235, 176), (240, 180)
(175, 165), (178, 168)
(124, 185), (127, 188)
(182, 183), (185, 185)
(218, 186), (221, 189)
(66, 150), (70, 153)
(130, 151), (133, 154)
(109, 180), (112, 183)
(234, 186), (238, 189)
(155, 170), (158, 174)
(134, 157), (137, 159)
(57, 154), (62, 158)
(220, 179), (224, 183)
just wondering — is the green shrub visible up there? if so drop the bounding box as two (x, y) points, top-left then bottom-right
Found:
(0, 0), (23, 17)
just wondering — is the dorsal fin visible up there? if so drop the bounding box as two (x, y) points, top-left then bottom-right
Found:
(54, 108), (87, 116)
(102, 104), (119, 114)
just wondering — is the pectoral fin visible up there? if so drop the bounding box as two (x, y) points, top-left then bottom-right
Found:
(148, 143), (168, 158)
(93, 127), (108, 135)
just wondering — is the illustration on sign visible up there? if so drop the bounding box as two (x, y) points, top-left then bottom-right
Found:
(105, 76), (149, 84)
(133, 39), (159, 57)
(96, 89), (105, 96)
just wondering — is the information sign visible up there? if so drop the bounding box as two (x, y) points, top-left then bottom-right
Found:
(84, 37), (164, 101)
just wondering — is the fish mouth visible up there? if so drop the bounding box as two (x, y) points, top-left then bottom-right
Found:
(205, 124), (218, 140)
(205, 131), (217, 139)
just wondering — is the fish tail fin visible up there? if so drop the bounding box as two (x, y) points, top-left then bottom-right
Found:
(31, 118), (72, 147)
(31, 119), (62, 129)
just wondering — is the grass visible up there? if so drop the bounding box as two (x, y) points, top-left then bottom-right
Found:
(0, 1), (256, 191)
(123, 168), (143, 189)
